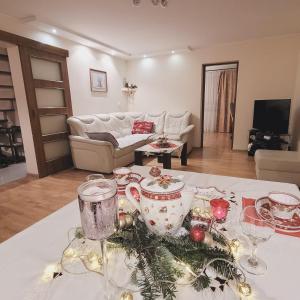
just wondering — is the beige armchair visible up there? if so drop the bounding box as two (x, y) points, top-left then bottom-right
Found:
(255, 145), (300, 186)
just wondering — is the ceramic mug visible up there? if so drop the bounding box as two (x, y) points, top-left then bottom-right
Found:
(268, 192), (300, 220)
(113, 167), (132, 185)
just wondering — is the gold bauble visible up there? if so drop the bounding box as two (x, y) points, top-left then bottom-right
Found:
(203, 232), (214, 246)
(120, 291), (133, 300)
(125, 214), (134, 227)
(119, 218), (126, 229)
(238, 282), (252, 297)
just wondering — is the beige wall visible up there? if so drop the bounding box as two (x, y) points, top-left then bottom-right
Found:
(292, 52), (300, 150)
(0, 13), (128, 116)
(127, 34), (300, 150)
(67, 45), (128, 115)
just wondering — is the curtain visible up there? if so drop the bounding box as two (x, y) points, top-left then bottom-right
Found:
(203, 70), (221, 133)
(217, 69), (237, 133)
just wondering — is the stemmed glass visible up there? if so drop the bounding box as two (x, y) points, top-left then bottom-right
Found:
(78, 178), (118, 299)
(239, 205), (275, 275)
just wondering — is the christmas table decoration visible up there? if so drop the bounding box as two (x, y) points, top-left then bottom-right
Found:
(190, 206), (213, 230)
(54, 177), (252, 300)
(59, 208), (252, 300)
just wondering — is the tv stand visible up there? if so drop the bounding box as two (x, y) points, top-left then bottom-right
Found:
(248, 129), (291, 156)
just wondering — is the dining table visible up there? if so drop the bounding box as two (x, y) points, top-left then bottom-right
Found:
(0, 165), (300, 300)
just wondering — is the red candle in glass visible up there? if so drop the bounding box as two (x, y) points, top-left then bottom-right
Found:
(210, 199), (230, 222)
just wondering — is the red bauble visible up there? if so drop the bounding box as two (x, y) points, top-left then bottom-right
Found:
(190, 226), (205, 242)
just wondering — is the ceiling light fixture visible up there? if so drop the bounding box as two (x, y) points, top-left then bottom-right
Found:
(171, 50), (175, 54)
(52, 28), (57, 34)
(133, 0), (169, 7)
(143, 54), (147, 58)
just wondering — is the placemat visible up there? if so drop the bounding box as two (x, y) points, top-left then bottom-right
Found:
(242, 198), (300, 238)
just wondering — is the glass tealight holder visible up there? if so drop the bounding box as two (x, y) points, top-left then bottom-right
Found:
(78, 179), (117, 240)
(78, 178), (118, 300)
(210, 198), (230, 223)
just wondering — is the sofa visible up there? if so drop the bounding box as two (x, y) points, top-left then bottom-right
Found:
(255, 140), (300, 186)
(67, 111), (194, 173)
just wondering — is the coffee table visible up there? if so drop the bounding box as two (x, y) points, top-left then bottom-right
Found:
(134, 140), (187, 169)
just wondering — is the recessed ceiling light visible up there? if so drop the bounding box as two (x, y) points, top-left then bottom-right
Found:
(52, 28), (57, 34)
(171, 50), (175, 54)
(143, 54), (147, 58)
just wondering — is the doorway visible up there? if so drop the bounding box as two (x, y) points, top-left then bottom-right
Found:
(0, 45), (27, 185)
(200, 62), (239, 150)
(0, 30), (73, 181)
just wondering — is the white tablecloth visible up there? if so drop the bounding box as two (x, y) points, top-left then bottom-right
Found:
(1, 166), (300, 300)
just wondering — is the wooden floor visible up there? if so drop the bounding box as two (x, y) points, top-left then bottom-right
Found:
(0, 133), (255, 242)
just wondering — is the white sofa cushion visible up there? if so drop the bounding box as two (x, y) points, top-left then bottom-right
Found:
(68, 115), (102, 137)
(164, 112), (191, 135)
(117, 133), (153, 149)
(109, 113), (133, 137)
(145, 112), (166, 134)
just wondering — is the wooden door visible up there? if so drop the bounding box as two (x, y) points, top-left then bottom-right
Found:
(19, 47), (73, 177)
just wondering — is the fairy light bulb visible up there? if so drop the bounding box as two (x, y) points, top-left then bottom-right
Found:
(64, 247), (77, 258)
(229, 239), (241, 253)
(87, 252), (102, 270)
(238, 282), (252, 297)
(119, 198), (126, 208)
(42, 263), (61, 282)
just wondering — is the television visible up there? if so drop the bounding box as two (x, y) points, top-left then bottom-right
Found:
(253, 99), (291, 134)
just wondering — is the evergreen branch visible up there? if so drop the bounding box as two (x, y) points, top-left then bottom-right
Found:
(107, 217), (240, 300)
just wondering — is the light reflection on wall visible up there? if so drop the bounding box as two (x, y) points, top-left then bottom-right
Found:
(139, 56), (156, 69)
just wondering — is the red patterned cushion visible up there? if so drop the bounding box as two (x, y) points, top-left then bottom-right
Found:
(132, 120), (154, 134)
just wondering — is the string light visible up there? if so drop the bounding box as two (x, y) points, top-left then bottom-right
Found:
(238, 281), (252, 297)
(59, 228), (252, 298)
(64, 247), (78, 258)
(42, 263), (61, 282)
(86, 252), (102, 271)
(119, 198), (126, 208)
(229, 239), (241, 253)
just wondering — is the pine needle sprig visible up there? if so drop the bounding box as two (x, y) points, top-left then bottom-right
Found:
(108, 215), (240, 300)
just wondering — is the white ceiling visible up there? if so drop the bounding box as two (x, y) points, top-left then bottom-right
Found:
(1, 0), (300, 56)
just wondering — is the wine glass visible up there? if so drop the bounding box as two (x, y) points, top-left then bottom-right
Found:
(78, 178), (118, 299)
(239, 205), (275, 275)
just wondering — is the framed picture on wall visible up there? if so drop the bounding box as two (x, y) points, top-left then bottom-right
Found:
(90, 69), (107, 92)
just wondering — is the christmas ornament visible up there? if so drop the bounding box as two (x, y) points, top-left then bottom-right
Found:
(119, 212), (127, 229)
(238, 282), (252, 297)
(119, 212), (134, 229)
(125, 214), (134, 227)
(120, 291), (133, 300)
(149, 166), (161, 177)
(203, 232), (214, 246)
(190, 225), (205, 242)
